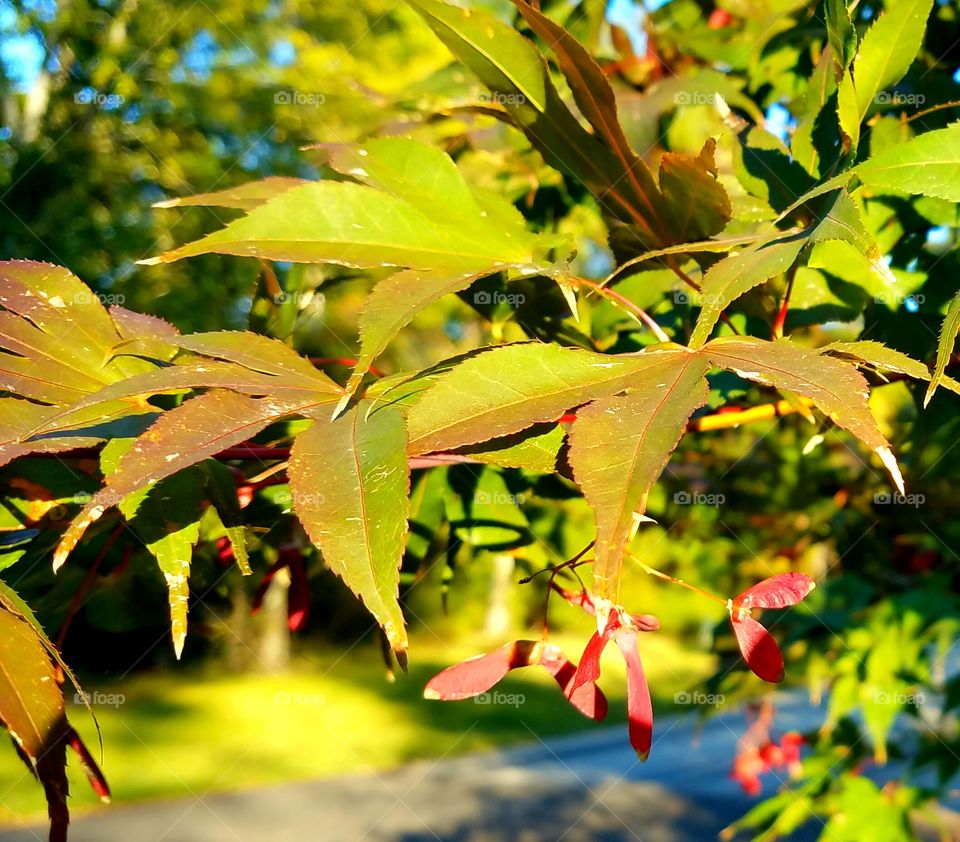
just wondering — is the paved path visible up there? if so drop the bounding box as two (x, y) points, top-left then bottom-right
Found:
(0, 695), (832, 842)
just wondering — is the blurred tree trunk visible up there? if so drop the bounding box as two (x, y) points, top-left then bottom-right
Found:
(255, 568), (291, 672)
(484, 554), (514, 638)
(223, 580), (252, 672)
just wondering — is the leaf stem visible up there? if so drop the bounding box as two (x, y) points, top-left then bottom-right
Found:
(309, 357), (385, 377)
(54, 523), (124, 649)
(258, 260), (283, 299)
(569, 275), (671, 342)
(520, 540), (595, 585)
(688, 397), (814, 432)
(772, 263), (798, 339)
(625, 550), (727, 606)
(904, 100), (960, 124)
(526, 541), (595, 639)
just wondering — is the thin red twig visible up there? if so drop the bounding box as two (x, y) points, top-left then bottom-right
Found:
(54, 523), (124, 649)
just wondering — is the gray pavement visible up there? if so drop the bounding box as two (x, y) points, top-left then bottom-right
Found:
(0, 695), (835, 841)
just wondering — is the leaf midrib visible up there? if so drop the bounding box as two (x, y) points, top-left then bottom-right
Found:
(0, 618), (48, 758)
(410, 352), (682, 453)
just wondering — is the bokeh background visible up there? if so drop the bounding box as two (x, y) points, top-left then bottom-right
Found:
(1, 0), (960, 839)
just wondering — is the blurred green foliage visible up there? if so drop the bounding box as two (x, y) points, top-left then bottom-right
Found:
(2, 0), (960, 839)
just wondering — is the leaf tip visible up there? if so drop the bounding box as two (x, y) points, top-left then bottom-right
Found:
(52, 549), (68, 573)
(555, 279), (579, 322)
(394, 647), (409, 674)
(136, 256), (164, 266)
(877, 446), (905, 495)
(872, 259), (897, 286)
(331, 392), (352, 421)
(423, 687), (441, 701)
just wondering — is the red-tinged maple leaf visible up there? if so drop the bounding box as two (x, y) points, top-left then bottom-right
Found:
(731, 702), (806, 795)
(237, 485), (255, 508)
(66, 727), (110, 803)
(732, 732), (807, 795)
(707, 8), (734, 28)
(729, 573), (815, 682)
(731, 746), (766, 796)
(569, 607), (655, 760)
(423, 639), (607, 721)
(215, 536), (235, 566)
(779, 731), (804, 773)
(251, 544), (309, 631)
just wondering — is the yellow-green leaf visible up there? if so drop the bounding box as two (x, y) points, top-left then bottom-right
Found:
(406, 343), (686, 455)
(53, 390), (329, 570)
(924, 290), (960, 406)
(569, 352), (711, 599)
(153, 177), (307, 210)
(705, 336), (903, 492)
(289, 401), (410, 653)
(141, 180), (537, 272)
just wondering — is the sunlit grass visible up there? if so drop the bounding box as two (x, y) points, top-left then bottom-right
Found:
(0, 632), (712, 825)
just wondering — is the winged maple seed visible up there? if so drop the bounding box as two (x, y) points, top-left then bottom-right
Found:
(425, 563), (814, 761)
(567, 599), (659, 761)
(424, 581), (660, 759)
(65, 727), (111, 802)
(423, 639), (608, 721)
(732, 731), (805, 796)
(730, 701), (804, 795)
(728, 573), (816, 683)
